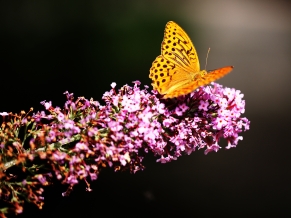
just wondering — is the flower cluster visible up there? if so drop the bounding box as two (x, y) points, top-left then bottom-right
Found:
(0, 81), (249, 217)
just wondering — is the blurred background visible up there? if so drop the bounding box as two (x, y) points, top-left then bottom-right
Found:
(1, 0), (291, 217)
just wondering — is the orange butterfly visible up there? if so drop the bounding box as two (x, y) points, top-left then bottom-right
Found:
(149, 21), (233, 98)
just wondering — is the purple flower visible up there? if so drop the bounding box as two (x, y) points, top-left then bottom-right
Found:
(199, 100), (209, 111)
(88, 81), (249, 163)
(12, 80), (249, 214)
(43, 81), (249, 166)
(40, 101), (52, 110)
(36, 174), (47, 185)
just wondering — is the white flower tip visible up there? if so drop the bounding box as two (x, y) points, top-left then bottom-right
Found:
(111, 82), (117, 88)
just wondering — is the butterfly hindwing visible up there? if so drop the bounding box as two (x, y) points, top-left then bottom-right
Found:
(202, 66), (234, 86)
(163, 66), (233, 98)
(149, 55), (178, 94)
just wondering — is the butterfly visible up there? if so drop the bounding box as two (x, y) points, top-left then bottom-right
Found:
(149, 21), (233, 98)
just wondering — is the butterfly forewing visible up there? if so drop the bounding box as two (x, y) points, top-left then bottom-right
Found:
(161, 21), (200, 72)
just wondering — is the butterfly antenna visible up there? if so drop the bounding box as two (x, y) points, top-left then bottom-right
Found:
(204, 48), (211, 70)
(204, 48), (214, 93)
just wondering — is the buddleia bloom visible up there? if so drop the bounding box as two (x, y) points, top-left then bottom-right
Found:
(0, 81), (249, 216)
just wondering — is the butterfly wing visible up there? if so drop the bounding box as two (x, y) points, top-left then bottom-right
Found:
(203, 66), (234, 85)
(149, 55), (193, 95)
(149, 21), (200, 95)
(162, 66), (234, 98)
(161, 21), (200, 73)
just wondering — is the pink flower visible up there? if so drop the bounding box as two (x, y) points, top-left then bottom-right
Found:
(199, 100), (209, 111)
(0, 112), (9, 116)
(26, 80), (249, 204)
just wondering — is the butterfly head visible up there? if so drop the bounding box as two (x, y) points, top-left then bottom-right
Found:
(191, 70), (207, 81)
(199, 70), (207, 77)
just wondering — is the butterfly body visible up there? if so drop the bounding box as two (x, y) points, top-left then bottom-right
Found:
(149, 21), (233, 98)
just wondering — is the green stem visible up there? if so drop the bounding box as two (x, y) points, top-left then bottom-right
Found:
(2, 134), (82, 171)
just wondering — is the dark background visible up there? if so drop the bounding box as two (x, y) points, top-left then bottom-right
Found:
(1, 0), (291, 217)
